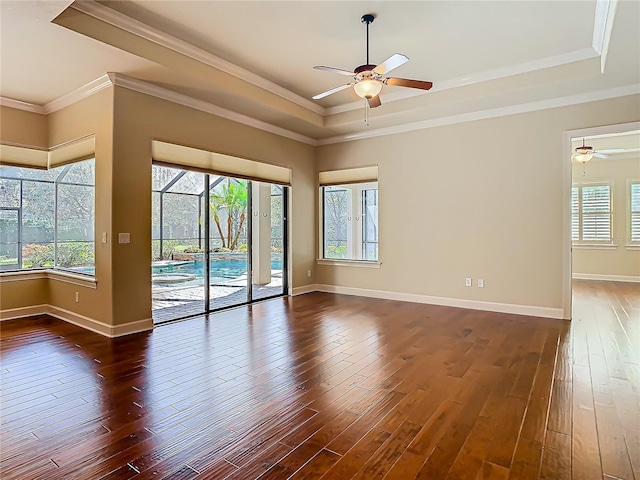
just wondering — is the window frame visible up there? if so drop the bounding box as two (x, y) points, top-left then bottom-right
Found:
(628, 179), (640, 248)
(0, 159), (96, 276)
(571, 181), (614, 246)
(318, 181), (380, 266)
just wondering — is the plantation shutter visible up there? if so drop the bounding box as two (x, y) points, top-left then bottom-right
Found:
(571, 187), (579, 241)
(631, 183), (640, 242)
(581, 185), (611, 241)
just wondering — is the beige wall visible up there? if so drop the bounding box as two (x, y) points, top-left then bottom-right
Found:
(0, 89), (114, 320)
(315, 95), (640, 311)
(2, 90), (638, 327)
(0, 107), (49, 313)
(48, 89), (115, 322)
(572, 154), (640, 278)
(109, 86), (315, 325)
(1, 87), (316, 330)
(0, 278), (49, 311)
(0, 106), (48, 148)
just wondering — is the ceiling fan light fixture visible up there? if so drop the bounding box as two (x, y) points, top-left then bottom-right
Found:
(573, 153), (593, 163)
(353, 78), (383, 99)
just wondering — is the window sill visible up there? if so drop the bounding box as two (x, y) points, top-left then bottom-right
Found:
(572, 243), (617, 250)
(316, 259), (381, 268)
(625, 244), (640, 251)
(0, 269), (97, 288)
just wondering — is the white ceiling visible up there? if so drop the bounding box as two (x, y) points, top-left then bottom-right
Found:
(1, 0), (639, 143)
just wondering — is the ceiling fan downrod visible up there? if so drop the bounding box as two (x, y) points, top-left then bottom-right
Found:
(361, 14), (375, 66)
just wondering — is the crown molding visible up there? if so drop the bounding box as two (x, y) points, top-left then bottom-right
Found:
(326, 47), (601, 116)
(317, 84), (640, 146)
(0, 97), (46, 114)
(1, 75), (113, 116)
(69, 0), (325, 116)
(4, 79), (637, 149)
(326, 0), (614, 116)
(73, 0), (613, 117)
(109, 73), (317, 146)
(44, 74), (113, 114)
(0, 73), (316, 145)
(593, 0), (619, 72)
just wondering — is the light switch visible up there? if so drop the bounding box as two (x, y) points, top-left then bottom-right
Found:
(118, 233), (130, 244)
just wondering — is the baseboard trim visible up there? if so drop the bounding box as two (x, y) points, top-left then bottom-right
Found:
(0, 305), (153, 337)
(573, 273), (640, 283)
(312, 284), (565, 319)
(291, 284), (319, 296)
(0, 304), (49, 321)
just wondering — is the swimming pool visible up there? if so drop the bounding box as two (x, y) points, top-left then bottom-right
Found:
(152, 257), (282, 288)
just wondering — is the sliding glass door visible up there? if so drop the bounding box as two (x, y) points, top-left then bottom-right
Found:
(251, 182), (287, 301)
(207, 176), (249, 310)
(151, 168), (207, 321)
(151, 165), (288, 323)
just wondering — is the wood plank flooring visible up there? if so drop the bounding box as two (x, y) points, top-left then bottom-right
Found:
(1, 280), (638, 479)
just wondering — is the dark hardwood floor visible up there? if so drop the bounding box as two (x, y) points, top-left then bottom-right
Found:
(1, 280), (638, 479)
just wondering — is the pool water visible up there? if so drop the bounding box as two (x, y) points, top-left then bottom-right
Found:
(152, 258), (282, 287)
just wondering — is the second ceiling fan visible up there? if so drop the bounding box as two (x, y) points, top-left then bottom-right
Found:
(312, 14), (433, 108)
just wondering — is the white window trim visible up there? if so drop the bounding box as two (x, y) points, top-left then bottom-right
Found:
(316, 258), (381, 268)
(319, 181), (378, 263)
(627, 179), (640, 247)
(0, 268), (97, 288)
(572, 244), (617, 250)
(572, 181), (614, 245)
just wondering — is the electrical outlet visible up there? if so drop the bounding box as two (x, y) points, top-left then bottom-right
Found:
(465, 278), (472, 287)
(478, 279), (484, 288)
(75, 292), (79, 303)
(307, 270), (312, 278)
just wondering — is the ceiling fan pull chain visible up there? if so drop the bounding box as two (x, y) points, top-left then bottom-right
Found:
(364, 99), (369, 126)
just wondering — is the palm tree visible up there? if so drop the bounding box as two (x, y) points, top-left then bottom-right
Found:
(210, 180), (247, 251)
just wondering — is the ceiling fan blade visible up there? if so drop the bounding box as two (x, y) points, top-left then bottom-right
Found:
(593, 153), (609, 159)
(313, 65), (356, 77)
(385, 77), (433, 90)
(373, 53), (409, 75)
(312, 83), (353, 100)
(367, 95), (382, 108)
(596, 148), (626, 154)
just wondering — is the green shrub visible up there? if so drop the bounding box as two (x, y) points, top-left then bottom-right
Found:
(56, 243), (94, 268)
(22, 244), (54, 268)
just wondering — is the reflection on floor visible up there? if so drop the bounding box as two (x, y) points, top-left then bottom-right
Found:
(152, 273), (283, 323)
(3, 281), (637, 478)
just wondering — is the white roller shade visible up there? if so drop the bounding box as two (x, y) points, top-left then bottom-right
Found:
(319, 166), (378, 186)
(0, 144), (48, 169)
(48, 136), (96, 167)
(152, 140), (291, 186)
(1, 136), (95, 170)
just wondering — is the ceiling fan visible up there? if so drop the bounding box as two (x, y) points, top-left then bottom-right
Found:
(572, 138), (609, 163)
(312, 14), (433, 109)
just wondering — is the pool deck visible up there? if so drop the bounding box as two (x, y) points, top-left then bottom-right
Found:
(152, 272), (283, 323)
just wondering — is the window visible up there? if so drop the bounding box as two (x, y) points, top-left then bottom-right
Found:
(0, 159), (95, 273)
(322, 182), (378, 261)
(571, 184), (612, 243)
(631, 182), (640, 243)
